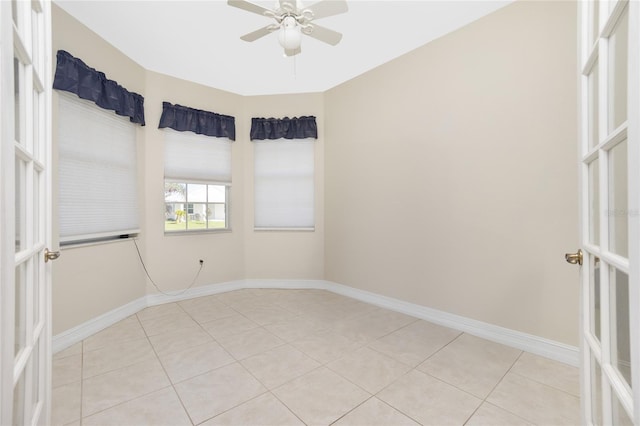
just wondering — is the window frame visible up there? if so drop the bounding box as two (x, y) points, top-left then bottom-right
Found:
(253, 139), (315, 231)
(164, 179), (231, 234)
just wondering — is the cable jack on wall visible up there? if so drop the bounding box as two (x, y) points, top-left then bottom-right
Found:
(133, 239), (204, 297)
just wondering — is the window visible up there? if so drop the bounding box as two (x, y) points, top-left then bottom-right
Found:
(164, 183), (228, 231)
(254, 139), (314, 229)
(57, 92), (139, 244)
(163, 129), (231, 232)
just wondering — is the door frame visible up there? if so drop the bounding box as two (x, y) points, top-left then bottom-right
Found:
(579, 0), (639, 424)
(0, 0), (17, 420)
(0, 1), (52, 424)
(628, 0), (640, 422)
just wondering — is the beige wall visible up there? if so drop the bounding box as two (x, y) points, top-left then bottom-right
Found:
(140, 72), (245, 294)
(51, 6), (324, 334)
(324, 1), (580, 345)
(243, 94), (325, 279)
(52, 1), (580, 347)
(52, 5), (147, 333)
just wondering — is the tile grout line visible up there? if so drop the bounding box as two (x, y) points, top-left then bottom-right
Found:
(180, 291), (316, 424)
(137, 307), (196, 426)
(162, 296), (293, 424)
(194, 292), (377, 425)
(327, 395), (376, 426)
(363, 331), (519, 426)
(79, 311), (194, 424)
(508, 369), (581, 399)
(61, 289), (578, 426)
(79, 339), (84, 426)
(460, 349), (535, 425)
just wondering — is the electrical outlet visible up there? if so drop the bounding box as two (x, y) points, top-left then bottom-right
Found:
(199, 259), (204, 265)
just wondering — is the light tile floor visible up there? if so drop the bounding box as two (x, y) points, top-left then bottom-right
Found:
(52, 289), (580, 426)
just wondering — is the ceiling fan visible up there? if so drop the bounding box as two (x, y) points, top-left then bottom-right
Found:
(228, 0), (348, 57)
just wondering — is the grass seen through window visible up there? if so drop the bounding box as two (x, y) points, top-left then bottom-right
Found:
(164, 219), (226, 231)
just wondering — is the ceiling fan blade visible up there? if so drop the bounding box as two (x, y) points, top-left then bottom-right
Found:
(305, 23), (342, 46)
(285, 46), (302, 57)
(279, 0), (295, 12)
(228, 0), (272, 17)
(305, 0), (348, 20)
(240, 25), (278, 42)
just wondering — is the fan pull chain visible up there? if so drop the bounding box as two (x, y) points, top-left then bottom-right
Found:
(293, 54), (297, 79)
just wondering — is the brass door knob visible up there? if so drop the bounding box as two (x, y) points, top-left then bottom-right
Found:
(44, 248), (61, 263)
(565, 249), (583, 266)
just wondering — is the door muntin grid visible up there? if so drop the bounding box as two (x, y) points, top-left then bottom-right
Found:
(580, 1), (637, 424)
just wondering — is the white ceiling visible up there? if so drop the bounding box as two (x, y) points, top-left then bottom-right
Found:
(54, 0), (514, 96)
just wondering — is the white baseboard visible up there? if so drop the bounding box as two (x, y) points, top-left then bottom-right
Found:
(244, 278), (328, 290)
(53, 279), (579, 367)
(52, 296), (147, 354)
(53, 279), (245, 353)
(145, 280), (246, 307)
(323, 281), (579, 367)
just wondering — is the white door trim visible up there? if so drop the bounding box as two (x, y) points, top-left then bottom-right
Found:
(0, 2), (17, 423)
(0, 1), (52, 424)
(627, 1), (640, 421)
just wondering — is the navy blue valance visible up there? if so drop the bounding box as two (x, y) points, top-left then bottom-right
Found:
(53, 50), (145, 125)
(158, 102), (236, 141)
(250, 116), (317, 141)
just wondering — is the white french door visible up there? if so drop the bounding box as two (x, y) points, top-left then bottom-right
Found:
(0, 1), (53, 425)
(577, 0), (639, 424)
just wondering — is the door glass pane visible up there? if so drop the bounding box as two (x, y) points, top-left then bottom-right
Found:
(13, 369), (26, 426)
(591, 353), (602, 425)
(612, 395), (633, 425)
(591, 256), (601, 341)
(32, 90), (41, 161)
(15, 263), (26, 357)
(610, 267), (632, 388)
(589, 61), (600, 148)
(15, 159), (26, 252)
(589, 159), (600, 245)
(608, 140), (628, 257)
(31, 9), (41, 74)
(608, 8), (628, 131)
(31, 341), (41, 415)
(12, 0), (18, 24)
(14, 58), (22, 144)
(32, 256), (40, 327)
(590, 1), (600, 46)
(33, 170), (41, 245)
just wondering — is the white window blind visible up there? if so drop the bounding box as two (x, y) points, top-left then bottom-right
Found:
(57, 92), (139, 243)
(163, 128), (232, 232)
(254, 139), (314, 229)
(164, 128), (232, 183)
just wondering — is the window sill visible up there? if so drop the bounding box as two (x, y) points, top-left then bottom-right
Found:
(164, 229), (232, 236)
(60, 235), (138, 251)
(253, 227), (315, 232)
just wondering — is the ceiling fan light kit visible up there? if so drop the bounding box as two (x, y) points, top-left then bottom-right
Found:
(228, 0), (348, 57)
(278, 16), (302, 50)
